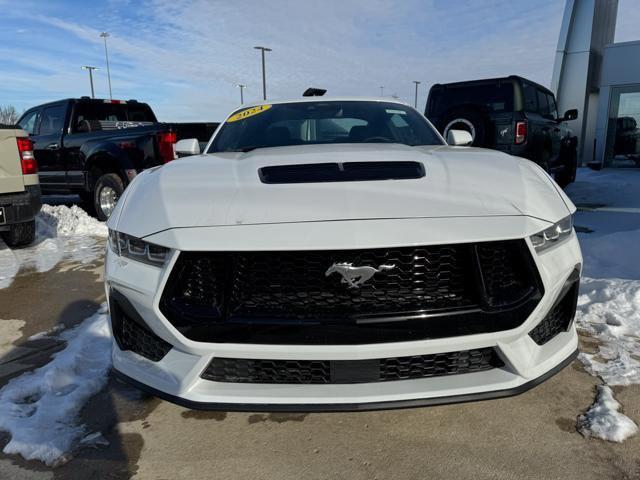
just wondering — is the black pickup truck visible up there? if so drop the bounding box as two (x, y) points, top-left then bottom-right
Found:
(17, 98), (218, 219)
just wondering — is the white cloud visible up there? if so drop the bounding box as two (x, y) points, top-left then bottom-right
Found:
(2, 0), (567, 120)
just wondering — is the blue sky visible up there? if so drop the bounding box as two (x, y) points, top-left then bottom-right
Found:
(1, 0), (639, 121)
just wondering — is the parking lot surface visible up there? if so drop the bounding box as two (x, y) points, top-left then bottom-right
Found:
(1, 251), (639, 480)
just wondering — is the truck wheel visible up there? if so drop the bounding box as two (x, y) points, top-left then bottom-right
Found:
(94, 173), (124, 221)
(555, 147), (577, 188)
(1, 220), (36, 247)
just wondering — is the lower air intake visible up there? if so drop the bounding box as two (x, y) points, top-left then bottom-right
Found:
(201, 348), (504, 384)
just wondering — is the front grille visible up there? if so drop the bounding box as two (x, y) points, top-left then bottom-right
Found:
(201, 348), (504, 384)
(160, 240), (542, 344)
(529, 279), (579, 345)
(110, 290), (172, 362)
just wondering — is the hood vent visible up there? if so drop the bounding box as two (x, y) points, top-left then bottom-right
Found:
(259, 161), (425, 184)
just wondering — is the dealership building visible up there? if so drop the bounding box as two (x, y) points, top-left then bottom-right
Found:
(552, 0), (640, 168)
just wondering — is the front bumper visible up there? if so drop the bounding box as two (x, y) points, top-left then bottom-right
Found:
(0, 185), (41, 229)
(105, 222), (582, 412)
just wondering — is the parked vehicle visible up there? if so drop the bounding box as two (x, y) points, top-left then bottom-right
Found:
(16, 98), (219, 220)
(0, 125), (41, 246)
(105, 97), (581, 411)
(612, 116), (640, 165)
(426, 75), (579, 187)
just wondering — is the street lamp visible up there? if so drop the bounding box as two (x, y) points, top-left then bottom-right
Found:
(81, 66), (99, 98)
(237, 84), (246, 104)
(254, 46), (271, 100)
(380, 86), (384, 97)
(412, 80), (421, 108)
(100, 32), (113, 100)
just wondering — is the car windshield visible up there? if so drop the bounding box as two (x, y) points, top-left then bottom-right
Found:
(209, 100), (443, 153)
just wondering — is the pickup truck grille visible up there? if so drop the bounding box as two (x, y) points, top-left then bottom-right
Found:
(160, 240), (542, 345)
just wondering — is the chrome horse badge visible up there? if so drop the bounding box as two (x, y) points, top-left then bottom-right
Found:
(325, 263), (396, 288)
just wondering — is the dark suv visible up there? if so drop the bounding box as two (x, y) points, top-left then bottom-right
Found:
(425, 75), (579, 187)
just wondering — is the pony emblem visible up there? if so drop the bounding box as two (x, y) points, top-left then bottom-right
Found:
(325, 263), (396, 288)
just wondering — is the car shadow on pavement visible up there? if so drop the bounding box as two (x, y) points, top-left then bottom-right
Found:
(0, 299), (159, 479)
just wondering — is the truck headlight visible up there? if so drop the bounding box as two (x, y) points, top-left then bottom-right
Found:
(530, 215), (573, 252)
(108, 229), (170, 266)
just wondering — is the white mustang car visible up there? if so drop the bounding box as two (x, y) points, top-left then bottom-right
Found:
(105, 97), (582, 411)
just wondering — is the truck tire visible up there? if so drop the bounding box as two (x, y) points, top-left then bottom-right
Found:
(555, 147), (577, 188)
(94, 173), (124, 221)
(441, 109), (486, 146)
(1, 220), (36, 247)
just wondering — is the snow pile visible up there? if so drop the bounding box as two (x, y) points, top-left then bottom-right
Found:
(566, 168), (640, 442)
(577, 385), (638, 443)
(0, 305), (112, 466)
(0, 204), (107, 289)
(576, 278), (640, 386)
(38, 205), (108, 237)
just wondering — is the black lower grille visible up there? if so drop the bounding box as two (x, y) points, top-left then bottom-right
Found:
(529, 275), (579, 345)
(110, 290), (172, 362)
(160, 240), (542, 344)
(201, 348), (504, 384)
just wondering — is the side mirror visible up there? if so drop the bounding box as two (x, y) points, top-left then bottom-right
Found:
(447, 129), (473, 146)
(175, 138), (200, 157)
(562, 109), (578, 121)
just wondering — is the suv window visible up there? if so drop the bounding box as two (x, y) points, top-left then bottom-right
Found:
(39, 105), (66, 136)
(18, 110), (40, 135)
(546, 93), (558, 119)
(536, 90), (550, 117)
(430, 82), (514, 116)
(522, 83), (538, 112)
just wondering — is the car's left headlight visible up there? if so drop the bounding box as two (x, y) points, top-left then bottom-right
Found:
(530, 215), (573, 253)
(108, 229), (170, 266)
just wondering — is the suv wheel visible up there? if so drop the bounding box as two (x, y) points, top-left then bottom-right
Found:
(94, 173), (124, 221)
(441, 110), (486, 146)
(1, 220), (36, 247)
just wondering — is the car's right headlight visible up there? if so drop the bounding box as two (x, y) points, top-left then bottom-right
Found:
(530, 215), (573, 253)
(108, 229), (170, 266)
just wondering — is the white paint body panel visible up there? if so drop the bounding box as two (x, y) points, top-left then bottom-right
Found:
(105, 98), (581, 409)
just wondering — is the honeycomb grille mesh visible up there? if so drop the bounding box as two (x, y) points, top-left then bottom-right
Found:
(201, 348), (503, 384)
(529, 282), (578, 345)
(112, 309), (172, 362)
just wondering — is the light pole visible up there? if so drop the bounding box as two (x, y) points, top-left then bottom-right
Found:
(237, 84), (246, 104)
(100, 32), (113, 100)
(81, 66), (99, 98)
(412, 80), (421, 108)
(254, 46), (271, 100)
(380, 86), (384, 97)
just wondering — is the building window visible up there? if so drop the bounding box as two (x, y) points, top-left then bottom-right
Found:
(605, 85), (640, 167)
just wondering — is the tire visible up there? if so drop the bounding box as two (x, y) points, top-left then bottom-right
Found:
(93, 173), (124, 221)
(555, 147), (577, 188)
(441, 109), (487, 146)
(535, 149), (551, 173)
(1, 220), (36, 247)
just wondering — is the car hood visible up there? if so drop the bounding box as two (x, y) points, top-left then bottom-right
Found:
(111, 143), (573, 238)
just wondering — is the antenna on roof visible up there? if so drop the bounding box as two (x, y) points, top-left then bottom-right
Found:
(303, 88), (327, 97)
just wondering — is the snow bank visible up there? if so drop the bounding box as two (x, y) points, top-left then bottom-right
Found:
(577, 278), (640, 386)
(0, 204), (106, 289)
(0, 305), (112, 466)
(578, 385), (638, 443)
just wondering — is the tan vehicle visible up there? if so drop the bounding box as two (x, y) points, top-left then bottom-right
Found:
(0, 125), (41, 246)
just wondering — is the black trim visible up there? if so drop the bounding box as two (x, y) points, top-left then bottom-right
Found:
(259, 161), (426, 184)
(0, 185), (42, 224)
(112, 348), (578, 413)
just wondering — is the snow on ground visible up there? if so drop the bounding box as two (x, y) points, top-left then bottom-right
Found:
(566, 168), (640, 441)
(577, 385), (638, 443)
(0, 204), (107, 289)
(0, 304), (112, 466)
